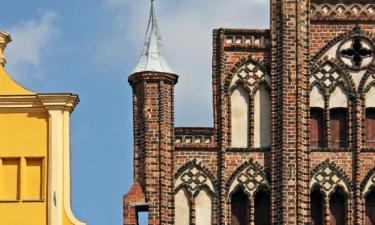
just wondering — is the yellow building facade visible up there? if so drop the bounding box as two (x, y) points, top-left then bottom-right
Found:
(0, 31), (85, 225)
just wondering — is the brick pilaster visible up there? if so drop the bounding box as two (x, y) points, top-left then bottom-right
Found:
(271, 0), (310, 224)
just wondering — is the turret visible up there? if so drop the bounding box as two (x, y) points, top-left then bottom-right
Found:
(123, 1), (178, 225)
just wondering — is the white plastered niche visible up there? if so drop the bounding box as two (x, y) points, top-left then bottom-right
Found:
(231, 85), (249, 147)
(253, 84), (271, 148)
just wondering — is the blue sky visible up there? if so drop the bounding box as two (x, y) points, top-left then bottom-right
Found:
(1, 0), (269, 224)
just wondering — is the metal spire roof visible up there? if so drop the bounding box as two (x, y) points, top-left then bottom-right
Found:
(132, 0), (174, 74)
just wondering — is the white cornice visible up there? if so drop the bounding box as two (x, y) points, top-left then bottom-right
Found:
(0, 94), (79, 112)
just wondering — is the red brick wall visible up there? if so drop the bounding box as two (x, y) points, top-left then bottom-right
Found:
(124, 1), (375, 225)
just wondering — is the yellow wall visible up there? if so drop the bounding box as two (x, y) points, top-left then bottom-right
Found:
(0, 31), (85, 225)
(0, 112), (48, 225)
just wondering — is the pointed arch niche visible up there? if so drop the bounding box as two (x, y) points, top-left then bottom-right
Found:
(231, 84), (249, 148)
(229, 60), (271, 148)
(174, 162), (215, 225)
(253, 83), (271, 148)
(228, 161), (270, 225)
(310, 61), (352, 149)
(310, 162), (351, 224)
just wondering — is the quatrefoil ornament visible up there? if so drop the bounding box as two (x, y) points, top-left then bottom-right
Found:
(337, 36), (375, 70)
(314, 167), (342, 192)
(237, 63), (264, 87)
(180, 168), (208, 193)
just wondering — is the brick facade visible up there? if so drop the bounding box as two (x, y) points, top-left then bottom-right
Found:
(124, 0), (375, 224)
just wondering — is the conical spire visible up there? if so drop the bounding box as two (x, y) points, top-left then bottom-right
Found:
(132, 0), (174, 74)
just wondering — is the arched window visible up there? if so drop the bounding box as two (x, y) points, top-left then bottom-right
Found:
(310, 189), (324, 225)
(254, 189), (271, 225)
(329, 188), (347, 225)
(231, 189), (249, 225)
(366, 108), (375, 148)
(231, 85), (249, 148)
(366, 189), (375, 225)
(310, 107), (325, 148)
(254, 84), (271, 148)
(330, 108), (348, 148)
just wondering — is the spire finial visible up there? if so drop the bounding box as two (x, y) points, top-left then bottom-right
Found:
(0, 31), (11, 67)
(131, 0), (174, 75)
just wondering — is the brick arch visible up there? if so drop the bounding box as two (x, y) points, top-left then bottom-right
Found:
(310, 160), (352, 197)
(174, 159), (217, 197)
(228, 79), (252, 95)
(359, 65), (375, 94)
(226, 159), (270, 198)
(251, 79), (271, 98)
(224, 55), (269, 95)
(310, 26), (375, 66)
(360, 167), (375, 198)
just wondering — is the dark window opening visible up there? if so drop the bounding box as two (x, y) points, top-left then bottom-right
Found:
(311, 189), (324, 225)
(366, 108), (375, 148)
(366, 190), (375, 225)
(231, 189), (249, 225)
(330, 108), (348, 148)
(254, 190), (271, 225)
(329, 189), (347, 225)
(311, 108), (325, 148)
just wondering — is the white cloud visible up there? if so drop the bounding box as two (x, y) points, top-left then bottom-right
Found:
(4, 11), (58, 81)
(102, 0), (269, 126)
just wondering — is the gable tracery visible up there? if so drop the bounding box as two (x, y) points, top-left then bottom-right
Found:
(311, 27), (375, 92)
(229, 60), (270, 96)
(311, 61), (352, 95)
(175, 161), (215, 197)
(310, 161), (351, 197)
(228, 160), (269, 197)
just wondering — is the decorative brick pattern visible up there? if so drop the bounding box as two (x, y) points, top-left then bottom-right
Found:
(124, 1), (375, 224)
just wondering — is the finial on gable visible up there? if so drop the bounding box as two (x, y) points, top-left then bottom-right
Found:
(0, 31), (11, 67)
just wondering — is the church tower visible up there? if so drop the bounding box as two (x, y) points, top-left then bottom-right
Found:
(0, 31), (85, 225)
(124, 0), (178, 224)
